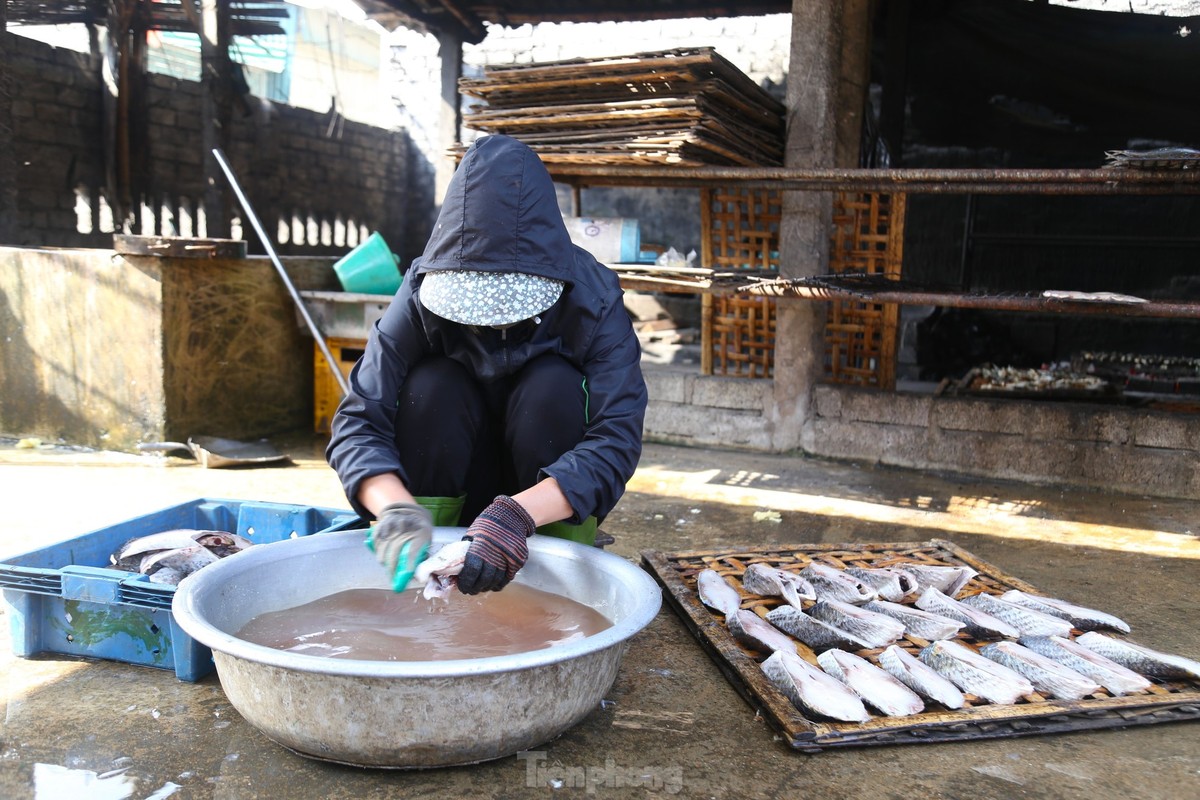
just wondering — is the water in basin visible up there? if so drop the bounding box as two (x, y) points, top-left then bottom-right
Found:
(236, 585), (613, 661)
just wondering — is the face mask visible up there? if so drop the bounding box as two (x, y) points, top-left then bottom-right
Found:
(468, 316), (541, 340)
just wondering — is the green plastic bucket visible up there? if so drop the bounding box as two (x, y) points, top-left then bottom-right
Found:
(334, 232), (402, 295)
(537, 516), (598, 545)
(414, 495), (466, 526)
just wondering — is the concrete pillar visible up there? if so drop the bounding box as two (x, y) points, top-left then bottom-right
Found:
(773, 0), (872, 451)
(0, 4), (16, 243)
(200, 0), (233, 237)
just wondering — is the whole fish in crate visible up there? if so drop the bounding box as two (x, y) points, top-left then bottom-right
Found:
(1000, 590), (1130, 634)
(800, 562), (876, 604)
(1075, 632), (1200, 681)
(861, 600), (965, 641)
(979, 641), (1101, 701)
(916, 587), (1021, 640)
(817, 649), (925, 717)
(960, 593), (1075, 638)
(761, 649), (870, 723)
(110, 529), (252, 585)
(919, 639), (1034, 705)
(140, 545), (219, 585)
(741, 563), (816, 609)
(877, 644), (965, 709)
(1018, 635), (1151, 696)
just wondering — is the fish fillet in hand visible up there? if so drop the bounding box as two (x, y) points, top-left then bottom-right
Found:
(412, 540), (472, 599)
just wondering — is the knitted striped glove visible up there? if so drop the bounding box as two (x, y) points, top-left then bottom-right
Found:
(457, 496), (536, 594)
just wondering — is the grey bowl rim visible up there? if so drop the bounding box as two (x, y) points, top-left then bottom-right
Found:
(171, 528), (663, 678)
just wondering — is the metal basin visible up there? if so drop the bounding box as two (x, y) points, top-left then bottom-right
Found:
(172, 529), (662, 768)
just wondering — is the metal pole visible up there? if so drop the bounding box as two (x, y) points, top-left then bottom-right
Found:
(211, 148), (352, 398)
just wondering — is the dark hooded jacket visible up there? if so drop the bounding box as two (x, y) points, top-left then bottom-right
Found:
(326, 135), (648, 523)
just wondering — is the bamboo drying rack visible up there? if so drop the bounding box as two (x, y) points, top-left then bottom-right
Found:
(641, 540), (1200, 751)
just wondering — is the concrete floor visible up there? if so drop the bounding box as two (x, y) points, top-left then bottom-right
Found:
(1, 434), (1198, 799)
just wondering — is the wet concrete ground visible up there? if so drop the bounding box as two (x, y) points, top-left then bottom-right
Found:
(1, 434), (1198, 799)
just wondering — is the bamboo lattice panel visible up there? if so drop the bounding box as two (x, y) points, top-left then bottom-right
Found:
(707, 296), (776, 378)
(641, 540), (1200, 752)
(701, 188), (780, 377)
(824, 192), (906, 389)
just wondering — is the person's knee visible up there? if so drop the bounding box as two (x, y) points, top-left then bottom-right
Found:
(509, 354), (586, 425)
(395, 357), (487, 497)
(506, 354), (587, 471)
(403, 356), (472, 400)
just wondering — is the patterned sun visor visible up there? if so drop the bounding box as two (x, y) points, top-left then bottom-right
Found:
(419, 269), (564, 326)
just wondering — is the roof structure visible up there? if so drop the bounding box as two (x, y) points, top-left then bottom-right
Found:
(6, 0), (289, 36)
(356, 0), (791, 42)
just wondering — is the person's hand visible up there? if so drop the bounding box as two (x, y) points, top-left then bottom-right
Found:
(457, 496), (536, 594)
(367, 501), (433, 591)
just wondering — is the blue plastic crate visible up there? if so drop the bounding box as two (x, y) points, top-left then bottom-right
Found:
(0, 498), (360, 681)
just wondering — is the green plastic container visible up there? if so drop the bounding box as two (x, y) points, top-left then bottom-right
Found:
(334, 232), (402, 295)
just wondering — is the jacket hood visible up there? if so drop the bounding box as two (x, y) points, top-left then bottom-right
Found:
(413, 135), (575, 284)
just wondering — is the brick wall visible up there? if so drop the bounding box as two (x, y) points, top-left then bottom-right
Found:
(3, 31), (407, 258)
(806, 385), (1200, 501)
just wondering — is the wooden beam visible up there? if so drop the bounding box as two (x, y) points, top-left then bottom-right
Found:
(0, 0), (16, 243)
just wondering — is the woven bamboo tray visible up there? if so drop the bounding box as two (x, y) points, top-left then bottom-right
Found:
(641, 540), (1200, 751)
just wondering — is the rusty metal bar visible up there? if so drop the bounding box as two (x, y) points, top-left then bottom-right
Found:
(742, 280), (1200, 319)
(548, 165), (1200, 195)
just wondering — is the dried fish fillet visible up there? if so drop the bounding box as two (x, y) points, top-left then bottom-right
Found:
(961, 593), (1074, 638)
(980, 641), (1101, 700)
(817, 649), (925, 717)
(1000, 590), (1130, 634)
(878, 644), (965, 709)
(696, 569), (741, 617)
(1075, 632), (1200, 681)
(800, 562), (876, 604)
(903, 565), (978, 597)
(919, 640), (1034, 705)
(741, 563), (816, 608)
(862, 600), (965, 641)
(915, 587), (1020, 640)
(727, 609), (797, 655)
(1018, 635), (1151, 696)
(808, 599), (906, 649)
(845, 567), (918, 602)
(761, 649), (870, 723)
(765, 605), (873, 651)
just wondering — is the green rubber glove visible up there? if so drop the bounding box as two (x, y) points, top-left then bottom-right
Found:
(366, 501), (433, 591)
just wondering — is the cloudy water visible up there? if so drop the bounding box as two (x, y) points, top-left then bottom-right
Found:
(236, 584), (612, 661)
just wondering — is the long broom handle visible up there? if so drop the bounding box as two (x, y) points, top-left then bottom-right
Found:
(211, 148), (352, 398)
